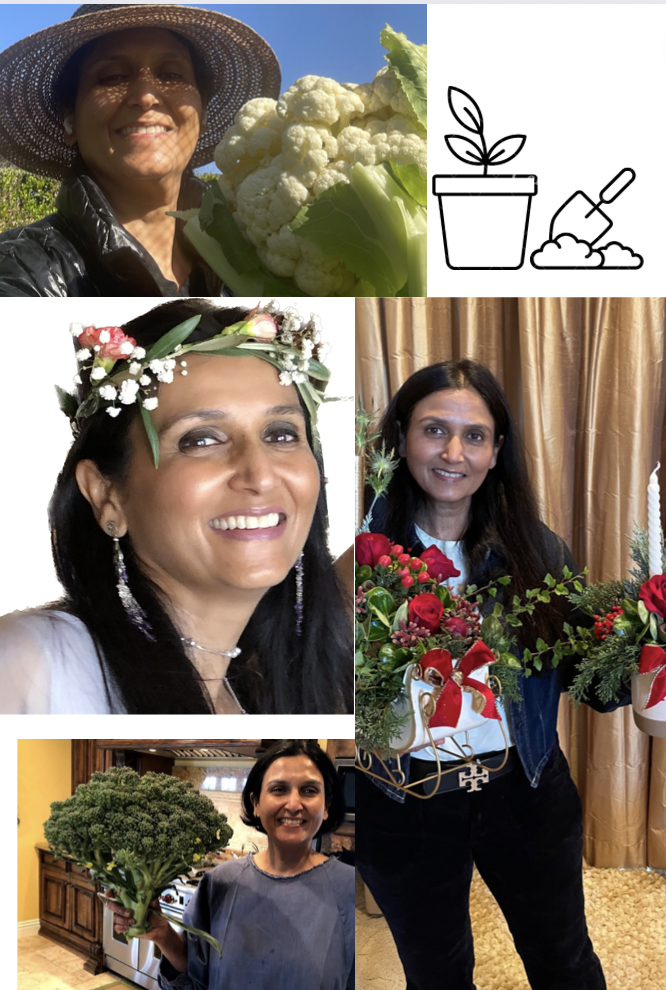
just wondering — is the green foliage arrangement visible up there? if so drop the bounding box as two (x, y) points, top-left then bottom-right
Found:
(44, 767), (233, 953)
(0, 165), (58, 232)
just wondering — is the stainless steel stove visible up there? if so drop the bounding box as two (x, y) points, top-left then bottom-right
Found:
(102, 869), (215, 989)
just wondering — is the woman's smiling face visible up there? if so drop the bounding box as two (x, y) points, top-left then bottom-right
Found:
(401, 387), (502, 509)
(65, 27), (202, 186)
(252, 756), (328, 847)
(108, 354), (321, 599)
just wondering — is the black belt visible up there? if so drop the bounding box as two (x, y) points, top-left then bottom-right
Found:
(410, 748), (516, 797)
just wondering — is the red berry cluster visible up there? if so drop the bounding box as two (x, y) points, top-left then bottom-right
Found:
(377, 544), (434, 589)
(390, 619), (431, 648)
(593, 605), (623, 641)
(355, 587), (367, 618)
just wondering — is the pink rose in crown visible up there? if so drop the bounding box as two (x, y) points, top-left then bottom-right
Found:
(421, 545), (461, 583)
(79, 326), (137, 361)
(355, 533), (392, 568)
(246, 313), (278, 341)
(639, 575), (666, 620)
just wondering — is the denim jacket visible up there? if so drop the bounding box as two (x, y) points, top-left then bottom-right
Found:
(363, 507), (629, 803)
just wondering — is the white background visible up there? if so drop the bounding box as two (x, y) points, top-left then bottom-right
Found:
(427, 3), (666, 294)
(0, 296), (354, 618)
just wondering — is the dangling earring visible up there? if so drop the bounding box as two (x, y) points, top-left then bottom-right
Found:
(294, 552), (304, 636)
(63, 116), (74, 136)
(200, 108), (208, 128)
(106, 521), (155, 642)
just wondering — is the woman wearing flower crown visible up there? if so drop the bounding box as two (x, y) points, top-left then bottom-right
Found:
(0, 301), (352, 714)
(0, 4), (280, 296)
(356, 361), (620, 990)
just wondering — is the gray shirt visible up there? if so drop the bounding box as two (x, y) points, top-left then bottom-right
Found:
(159, 855), (355, 990)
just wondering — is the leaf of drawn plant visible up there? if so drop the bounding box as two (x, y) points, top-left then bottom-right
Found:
(486, 134), (526, 165)
(447, 86), (484, 134)
(445, 135), (485, 164)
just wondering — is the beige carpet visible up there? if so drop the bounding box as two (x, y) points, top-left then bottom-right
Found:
(356, 867), (666, 990)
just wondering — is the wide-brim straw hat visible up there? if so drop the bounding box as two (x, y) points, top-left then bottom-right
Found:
(0, 3), (281, 178)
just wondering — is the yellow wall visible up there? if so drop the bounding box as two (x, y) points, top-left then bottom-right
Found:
(17, 740), (72, 923)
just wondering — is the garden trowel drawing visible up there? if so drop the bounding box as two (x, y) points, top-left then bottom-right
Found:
(549, 168), (636, 245)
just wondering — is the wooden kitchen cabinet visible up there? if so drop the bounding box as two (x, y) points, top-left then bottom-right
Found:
(38, 848), (103, 974)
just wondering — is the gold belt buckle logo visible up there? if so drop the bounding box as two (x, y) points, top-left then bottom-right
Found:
(458, 764), (489, 792)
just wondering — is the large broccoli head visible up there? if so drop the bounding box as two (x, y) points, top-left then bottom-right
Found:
(44, 767), (232, 890)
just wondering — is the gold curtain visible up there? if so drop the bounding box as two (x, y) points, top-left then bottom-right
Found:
(356, 297), (666, 869)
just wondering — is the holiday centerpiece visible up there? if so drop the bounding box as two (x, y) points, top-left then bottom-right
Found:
(565, 465), (666, 737)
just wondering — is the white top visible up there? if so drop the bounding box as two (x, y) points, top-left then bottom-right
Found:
(411, 526), (515, 761)
(0, 609), (123, 714)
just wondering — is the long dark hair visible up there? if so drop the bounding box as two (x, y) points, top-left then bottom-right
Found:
(240, 740), (345, 836)
(377, 360), (567, 649)
(49, 299), (351, 714)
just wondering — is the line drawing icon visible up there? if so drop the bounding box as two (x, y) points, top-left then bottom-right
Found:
(432, 87), (537, 270)
(531, 168), (643, 269)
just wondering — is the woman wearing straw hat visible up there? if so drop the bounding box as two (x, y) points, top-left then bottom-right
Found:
(0, 5), (281, 296)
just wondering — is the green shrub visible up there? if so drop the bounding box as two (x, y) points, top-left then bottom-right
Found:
(0, 166), (59, 232)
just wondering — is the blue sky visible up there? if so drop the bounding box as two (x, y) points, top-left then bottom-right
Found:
(3, 5), (426, 90)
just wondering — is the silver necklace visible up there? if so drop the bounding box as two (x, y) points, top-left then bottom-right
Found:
(180, 638), (246, 714)
(180, 637), (241, 660)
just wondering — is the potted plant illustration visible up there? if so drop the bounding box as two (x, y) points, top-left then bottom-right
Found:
(433, 87), (537, 269)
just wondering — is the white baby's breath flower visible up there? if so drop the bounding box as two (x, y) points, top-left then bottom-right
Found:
(119, 341), (134, 356)
(129, 362), (142, 376)
(131, 346), (146, 360)
(164, 359), (177, 372)
(139, 375), (152, 387)
(98, 330), (111, 344)
(99, 385), (118, 401)
(265, 299), (280, 314)
(119, 379), (140, 405)
(106, 407), (121, 418)
(156, 369), (174, 384)
(143, 397), (159, 411)
(279, 371), (294, 386)
(76, 348), (91, 362)
(149, 359), (165, 375)
(301, 340), (314, 360)
(90, 367), (107, 381)
(294, 372), (307, 384)
(73, 374), (82, 386)
(70, 323), (85, 338)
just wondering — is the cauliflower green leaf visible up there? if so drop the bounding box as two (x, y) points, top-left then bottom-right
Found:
(380, 25), (427, 129)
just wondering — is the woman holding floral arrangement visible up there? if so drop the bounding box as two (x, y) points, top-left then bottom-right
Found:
(355, 360), (622, 990)
(0, 300), (352, 715)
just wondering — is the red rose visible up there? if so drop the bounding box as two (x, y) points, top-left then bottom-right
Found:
(443, 616), (468, 638)
(421, 545), (461, 583)
(639, 575), (666, 619)
(408, 593), (444, 635)
(355, 533), (392, 568)
(79, 326), (137, 360)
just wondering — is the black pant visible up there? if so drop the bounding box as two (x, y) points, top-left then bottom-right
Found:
(356, 746), (606, 990)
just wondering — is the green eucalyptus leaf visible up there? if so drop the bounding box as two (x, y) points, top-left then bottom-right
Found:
(146, 316), (202, 362)
(140, 404), (160, 469)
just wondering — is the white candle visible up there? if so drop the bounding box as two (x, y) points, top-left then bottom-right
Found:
(648, 463), (662, 577)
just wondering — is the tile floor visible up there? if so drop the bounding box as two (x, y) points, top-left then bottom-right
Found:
(18, 935), (139, 990)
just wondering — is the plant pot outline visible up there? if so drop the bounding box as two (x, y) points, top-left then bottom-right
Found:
(433, 174), (537, 270)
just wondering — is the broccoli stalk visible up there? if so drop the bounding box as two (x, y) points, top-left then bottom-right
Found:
(44, 767), (233, 954)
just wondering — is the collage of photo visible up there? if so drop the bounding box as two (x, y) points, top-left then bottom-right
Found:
(4, 4), (666, 990)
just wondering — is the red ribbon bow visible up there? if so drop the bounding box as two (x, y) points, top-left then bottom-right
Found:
(421, 640), (501, 728)
(638, 645), (666, 709)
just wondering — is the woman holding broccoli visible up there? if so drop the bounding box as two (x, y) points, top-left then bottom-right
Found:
(106, 740), (355, 989)
(356, 361), (618, 990)
(0, 4), (280, 295)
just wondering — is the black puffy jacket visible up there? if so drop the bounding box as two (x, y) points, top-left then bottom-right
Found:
(0, 168), (228, 297)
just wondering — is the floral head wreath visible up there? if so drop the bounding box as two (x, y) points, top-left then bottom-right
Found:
(56, 302), (331, 467)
